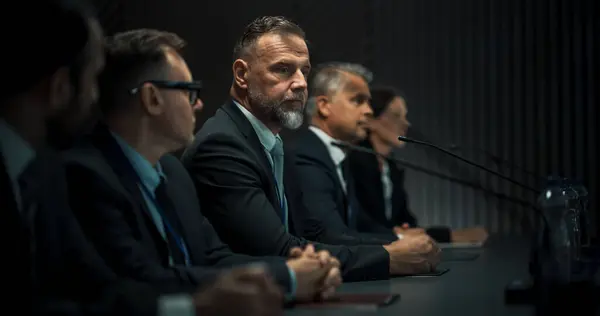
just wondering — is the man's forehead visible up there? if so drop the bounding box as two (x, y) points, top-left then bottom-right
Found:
(340, 72), (370, 95)
(254, 33), (309, 61)
(164, 49), (192, 80)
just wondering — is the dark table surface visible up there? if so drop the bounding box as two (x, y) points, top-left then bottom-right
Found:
(287, 236), (535, 315)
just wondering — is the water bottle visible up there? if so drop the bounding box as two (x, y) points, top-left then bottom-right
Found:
(538, 177), (581, 283)
(571, 180), (591, 248)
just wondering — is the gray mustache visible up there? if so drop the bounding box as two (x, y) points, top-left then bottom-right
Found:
(283, 93), (307, 103)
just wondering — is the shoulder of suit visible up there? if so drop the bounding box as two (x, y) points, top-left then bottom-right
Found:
(61, 141), (101, 165)
(159, 154), (186, 175)
(61, 143), (119, 182)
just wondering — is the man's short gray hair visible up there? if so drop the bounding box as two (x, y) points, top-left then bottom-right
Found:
(305, 62), (373, 117)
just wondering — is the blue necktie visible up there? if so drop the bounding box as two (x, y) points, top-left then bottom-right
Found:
(270, 136), (288, 231)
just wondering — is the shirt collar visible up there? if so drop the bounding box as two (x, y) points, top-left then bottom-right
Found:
(308, 126), (347, 167)
(0, 119), (36, 184)
(111, 131), (165, 192)
(234, 100), (278, 152)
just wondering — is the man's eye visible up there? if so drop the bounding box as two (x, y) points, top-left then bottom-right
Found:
(276, 66), (290, 73)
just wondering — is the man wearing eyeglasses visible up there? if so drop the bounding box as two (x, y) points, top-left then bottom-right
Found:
(62, 28), (342, 307)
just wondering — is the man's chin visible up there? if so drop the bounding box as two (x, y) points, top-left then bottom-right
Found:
(280, 112), (304, 130)
(355, 129), (368, 141)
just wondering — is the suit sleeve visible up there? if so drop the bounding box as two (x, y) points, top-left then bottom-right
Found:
(355, 206), (399, 237)
(199, 216), (293, 293)
(37, 278), (163, 316)
(293, 157), (397, 245)
(64, 162), (218, 294)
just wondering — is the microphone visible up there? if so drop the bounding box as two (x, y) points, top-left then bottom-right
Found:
(398, 136), (540, 195)
(331, 141), (538, 210)
(447, 144), (542, 181)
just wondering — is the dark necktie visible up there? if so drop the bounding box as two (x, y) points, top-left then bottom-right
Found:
(270, 136), (288, 230)
(18, 158), (43, 289)
(342, 159), (358, 229)
(154, 179), (188, 265)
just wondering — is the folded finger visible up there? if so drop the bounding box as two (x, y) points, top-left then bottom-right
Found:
(289, 247), (303, 258)
(316, 250), (331, 265)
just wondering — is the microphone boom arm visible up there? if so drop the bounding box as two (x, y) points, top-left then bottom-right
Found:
(398, 136), (540, 195)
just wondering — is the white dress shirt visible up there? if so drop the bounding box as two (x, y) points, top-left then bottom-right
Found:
(308, 126), (348, 192)
(380, 159), (394, 221)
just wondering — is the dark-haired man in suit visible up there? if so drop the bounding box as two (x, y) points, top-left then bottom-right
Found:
(62, 28), (341, 308)
(182, 16), (440, 282)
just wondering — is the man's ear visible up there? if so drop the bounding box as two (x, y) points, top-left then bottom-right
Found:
(315, 95), (331, 118)
(232, 59), (250, 90)
(139, 83), (164, 116)
(47, 67), (73, 113)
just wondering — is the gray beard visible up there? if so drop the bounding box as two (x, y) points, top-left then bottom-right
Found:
(248, 87), (304, 130)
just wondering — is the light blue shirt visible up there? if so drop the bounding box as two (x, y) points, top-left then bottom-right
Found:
(233, 101), (297, 299)
(0, 119), (36, 210)
(111, 132), (175, 266)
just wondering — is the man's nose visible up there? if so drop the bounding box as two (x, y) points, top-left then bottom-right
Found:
(193, 98), (204, 112)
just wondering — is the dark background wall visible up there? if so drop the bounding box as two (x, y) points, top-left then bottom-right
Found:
(93, 0), (599, 235)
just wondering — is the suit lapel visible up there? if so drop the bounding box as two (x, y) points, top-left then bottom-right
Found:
(301, 129), (350, 222)
(159, 160), (204, 263)
(90, 126), (169, 256)
(0, 152), (21, 215)
(0, 150), (32, 258)
(18, 154), (45, 213)
(357, 141), (386, 220)
(221, 101), (282, 215)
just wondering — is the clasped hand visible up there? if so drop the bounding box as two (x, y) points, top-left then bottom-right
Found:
(286, 244), (342, 301)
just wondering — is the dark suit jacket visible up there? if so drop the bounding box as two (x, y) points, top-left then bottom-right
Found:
(348, 141), (451, 242)
(181, 100), (390, 282)
(62, 126), (292, 294)
(287, 128), (397, 244)
(0, 151), (33, 313)
(1, 149), (160, 316)
(348, 140), (417, 229)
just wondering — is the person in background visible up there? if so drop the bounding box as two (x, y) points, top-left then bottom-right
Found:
(62, 28), (341, 305)
(289, 62), (400, 244)
(349, 85), (489, 243)
(182, 15), (440, 282)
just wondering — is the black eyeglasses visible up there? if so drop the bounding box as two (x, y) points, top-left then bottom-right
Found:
(129, 80), (203, 105)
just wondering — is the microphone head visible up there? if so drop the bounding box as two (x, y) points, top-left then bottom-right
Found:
(331, 141), (349, 149)
(398, 135), (411, 142)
